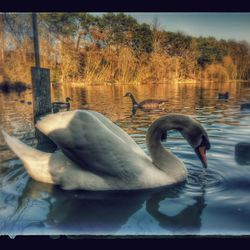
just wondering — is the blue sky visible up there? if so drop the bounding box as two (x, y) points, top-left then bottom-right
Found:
(93, 13), (250, 43)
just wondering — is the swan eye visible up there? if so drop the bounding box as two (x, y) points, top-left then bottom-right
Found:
(161, 131), (167, 142)
(200, 135), (211, 150)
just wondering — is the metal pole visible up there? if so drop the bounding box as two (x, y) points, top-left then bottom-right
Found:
(32, 13), (40, 68)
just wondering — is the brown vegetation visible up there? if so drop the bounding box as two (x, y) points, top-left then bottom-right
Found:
(0, 13), (250, 85)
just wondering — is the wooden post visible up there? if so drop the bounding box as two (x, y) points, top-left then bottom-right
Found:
(32, 13), (40, 68)
(31, 67), (51, 122)
(31, 13), (56, 151)
(0, 13), (4, 82)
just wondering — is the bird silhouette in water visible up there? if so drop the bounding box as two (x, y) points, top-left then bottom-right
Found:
(52, 97), (71, 113)
(218, 92), (229, 100)
(240, 103), (250, 111)
(235, 142), (250, 165)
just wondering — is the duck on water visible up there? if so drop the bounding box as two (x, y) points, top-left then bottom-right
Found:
(52, 97), (71, 113)
(218, 92), (229, 100)
(240, 103), (250, 111)
(2, 110), (210, 191)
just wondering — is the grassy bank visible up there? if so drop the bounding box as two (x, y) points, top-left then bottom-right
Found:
(1, 13), (250, 85)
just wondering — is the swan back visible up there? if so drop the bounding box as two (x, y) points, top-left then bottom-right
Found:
(36, 110), (152, 178)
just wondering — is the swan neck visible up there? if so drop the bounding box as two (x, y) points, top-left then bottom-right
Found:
(146, 116), (187, 181)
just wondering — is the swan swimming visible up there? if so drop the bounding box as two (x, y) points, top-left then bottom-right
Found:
(2, 110), (210, 191)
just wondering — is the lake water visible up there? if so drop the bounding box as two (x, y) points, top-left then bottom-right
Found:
(1, 82), (250, 236)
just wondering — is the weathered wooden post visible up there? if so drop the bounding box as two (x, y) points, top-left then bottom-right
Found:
(0, 13), (4, 82)
(31, 13), (56, 151)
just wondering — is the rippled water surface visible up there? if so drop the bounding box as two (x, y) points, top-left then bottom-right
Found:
(1, 82), (250, 236)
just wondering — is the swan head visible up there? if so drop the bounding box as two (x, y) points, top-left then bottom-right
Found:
(147, 114), (211, 169)
(194, 134), (210, 168)
(179, 118), (211, 168)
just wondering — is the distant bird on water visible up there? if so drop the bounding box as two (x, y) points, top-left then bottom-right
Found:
(52, 97), (71, 113)
(240, 103), (250, 111)
(124, 92), (168, 109)
(218, 92), (229, 100)
(235, 142), (250, 165)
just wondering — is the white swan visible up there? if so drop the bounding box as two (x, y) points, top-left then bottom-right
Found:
(1, 110), (210, 191)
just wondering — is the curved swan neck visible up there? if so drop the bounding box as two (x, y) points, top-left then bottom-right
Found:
(146, 115), (185, 149)
(146, 115), (188, 181)
(129, 94), (139, 106)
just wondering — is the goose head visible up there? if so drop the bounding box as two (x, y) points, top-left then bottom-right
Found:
(124, 92), (139, 106)
(124, 92), (132, 98)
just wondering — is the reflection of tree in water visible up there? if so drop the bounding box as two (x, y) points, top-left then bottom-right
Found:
(146, 185), (206, 234)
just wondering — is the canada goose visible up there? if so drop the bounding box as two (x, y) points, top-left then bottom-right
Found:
(124, 92), (168, 109)
(2, 110), (210, 191)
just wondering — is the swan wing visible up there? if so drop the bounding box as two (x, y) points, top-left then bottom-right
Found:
(36, 110), (150, 178)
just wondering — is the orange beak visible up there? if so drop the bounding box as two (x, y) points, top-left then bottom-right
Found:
(195, 145), (208, 168)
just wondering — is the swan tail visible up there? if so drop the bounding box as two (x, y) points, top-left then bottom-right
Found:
(1, 130), (55, 184)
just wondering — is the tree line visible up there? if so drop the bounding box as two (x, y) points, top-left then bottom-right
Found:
(1, 13), (250, 85)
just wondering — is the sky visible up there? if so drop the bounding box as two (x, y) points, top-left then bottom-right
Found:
(93, 13), (250, 43)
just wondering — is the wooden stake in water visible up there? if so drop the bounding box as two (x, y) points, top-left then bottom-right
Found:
(31, 13), (56, 150)
(32, 13), (40, 68)
(31, 67), (52, 122)
(0, 14), (4, 82)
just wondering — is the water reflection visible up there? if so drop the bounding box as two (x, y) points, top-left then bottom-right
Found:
(146, 185), (206, 234)
(6, 177), (206, 235)
(130, 105), (166, 117)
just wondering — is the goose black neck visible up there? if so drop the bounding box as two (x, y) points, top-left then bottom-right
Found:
(129, 94), (138, 106)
